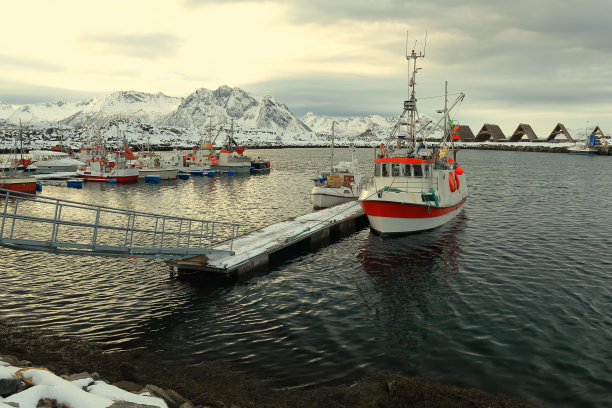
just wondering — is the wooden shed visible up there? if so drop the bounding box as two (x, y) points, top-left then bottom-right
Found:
(546, 123), (574, 142)
(509, 124), (539, 142)
(475, 124), (507, 142)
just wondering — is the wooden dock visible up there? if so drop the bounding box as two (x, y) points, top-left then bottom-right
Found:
(167, 201), (368, 276)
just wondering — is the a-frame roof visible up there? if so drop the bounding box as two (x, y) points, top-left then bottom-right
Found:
(509, 124), (539, 142)
(546, 123), (574, 142)
(475, 124), (507, 142)
(454, 125), (475, 142)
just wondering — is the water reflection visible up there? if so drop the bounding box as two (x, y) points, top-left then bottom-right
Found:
(354, 214), (468, 355)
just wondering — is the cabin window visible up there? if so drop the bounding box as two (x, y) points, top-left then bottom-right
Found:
(374, 163), (381, 177)
(413, 165), (423, 177)
(423, 165), (430, 178)
(391, 163), (400, 177)
(382, 163), (390, 177)
(402, 164), (411, 176)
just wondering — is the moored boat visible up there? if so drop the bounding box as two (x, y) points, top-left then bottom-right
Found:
(310, 123), (362, 209)
(76, 144), (139, 182)
(0, 176), (37, 194)
(28, 150), (85, 173)
(210, 120), (259, 174)
(358, 36), (468, 235)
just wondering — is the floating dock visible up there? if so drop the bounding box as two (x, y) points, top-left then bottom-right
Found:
(167, 201), (368, 276)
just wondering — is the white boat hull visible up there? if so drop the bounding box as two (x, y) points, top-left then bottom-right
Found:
(310, 186), (359, 209)
(361, 199), (466, 235)
(138, 168), (178, 180)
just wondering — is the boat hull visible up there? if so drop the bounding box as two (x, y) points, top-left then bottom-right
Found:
(360, 199), (466, 235)
(210, 164), (252, 174)
(310, 186), (359, 209)
(0, 178), (37, 194)
(78, 174), (139, 182)
(138, 168), (178, 180)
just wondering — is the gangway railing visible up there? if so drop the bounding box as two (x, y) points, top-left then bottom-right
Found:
(0, 188), (240, 259)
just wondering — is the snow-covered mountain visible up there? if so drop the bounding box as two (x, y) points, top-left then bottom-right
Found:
(0, 101), (14, 120)
(63, 91), (182, 129)
(163, 85), (310, 133)
(5, 100), (88, 124)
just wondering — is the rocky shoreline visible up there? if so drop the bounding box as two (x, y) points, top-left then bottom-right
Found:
(0, 319), (550, 408)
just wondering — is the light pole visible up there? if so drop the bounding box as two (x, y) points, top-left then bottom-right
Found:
(586, 120), (590, 142)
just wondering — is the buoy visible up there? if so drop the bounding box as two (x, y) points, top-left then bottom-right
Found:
(108, 179), (117, 184)
(145, 175), (161, 183)
(447, 158), (455, 163)
(455, 166), (464, 175)
(227, 170), (235, 175)
(178, 173), (190, 180)
(207, 171), (215, 177)
(448, 172), (456, 192)
(250, 167), (255, 174)
(36, 183), (43, 192)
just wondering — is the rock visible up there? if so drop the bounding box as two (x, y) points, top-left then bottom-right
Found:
(0, 355), (20, 366)
(61, 372), (98, 382)
(2, 402), (20, 407)
(139, 384), (191, 408)
(113, 380), (144, 393)
(107, 402), (160, 408)
(17, 361), (32, 367)
(0, 378), (21, 398)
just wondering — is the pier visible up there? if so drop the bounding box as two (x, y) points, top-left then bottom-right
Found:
(0, 188), (368, 274)
(168, 201), (367, 276)
(0, 188), (239, 259)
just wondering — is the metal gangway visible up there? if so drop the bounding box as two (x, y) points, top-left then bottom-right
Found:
(0, 188), (240, 259)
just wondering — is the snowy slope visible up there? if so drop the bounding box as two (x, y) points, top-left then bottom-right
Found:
(0, 101), (14, 120)
(63, 91), (182, 129)
(7, 100), (88, 124)
(163, 85), (311, 133)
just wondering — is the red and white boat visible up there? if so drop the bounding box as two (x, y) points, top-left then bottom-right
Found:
(77, 144), (139, 182)
(358, 38), (468, 235)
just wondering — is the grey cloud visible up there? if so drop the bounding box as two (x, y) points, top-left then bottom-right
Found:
(0, 54), (65, 72)
(80, 32), (181, 60)
(0, 80), (103, 105)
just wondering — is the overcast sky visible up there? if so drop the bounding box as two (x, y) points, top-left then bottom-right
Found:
(1, 0), (611, 136)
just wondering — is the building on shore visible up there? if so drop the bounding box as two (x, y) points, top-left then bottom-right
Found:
(509, 124), (539, 142)
(475, 124), (507, 142)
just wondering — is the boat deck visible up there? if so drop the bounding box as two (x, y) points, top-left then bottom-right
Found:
(168, 201), (367, 276)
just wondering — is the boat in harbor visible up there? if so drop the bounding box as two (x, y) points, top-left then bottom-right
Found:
(166, 143), (214, 175)
(28, 150), (85, 173)
(310, 123), (362, 209)
(0, 174), (37, 194)
(568, 134), (598, 155)
(210, 120), (258, 174)
(358, 37), (468, 235)
(76, 144), (139, 182)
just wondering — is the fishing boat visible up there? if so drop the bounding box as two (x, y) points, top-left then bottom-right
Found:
(132, 137), (179, 180)
(210, 120), (255, 174)
(358, 36), (468, 235)
(568, 134), (598, 155)
(28, 150), (85, 173)
(76, 137), (139, 183)
(166, 143), (213, 175)
(310, 123), (362, 209)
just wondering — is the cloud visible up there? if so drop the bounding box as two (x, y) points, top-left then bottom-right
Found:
(80, 32), (181, 60)
(0, 80), (102, 105)
(0, 54), (65, 72)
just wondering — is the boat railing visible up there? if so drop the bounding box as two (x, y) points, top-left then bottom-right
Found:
(0, 188), (240, 259)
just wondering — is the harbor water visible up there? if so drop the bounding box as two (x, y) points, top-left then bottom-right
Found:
(1, 148), (611, 407)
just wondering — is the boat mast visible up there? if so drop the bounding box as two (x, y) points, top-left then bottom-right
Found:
(330, 122), (335, 172)
(405, 31), (426, 153)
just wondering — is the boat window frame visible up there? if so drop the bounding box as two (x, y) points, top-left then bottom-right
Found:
(391, 163), (400, 177)
(402, 163), (411, 176)
(382, 163), (390, 177)
(413, 164), (423, 177)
